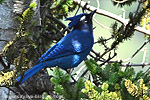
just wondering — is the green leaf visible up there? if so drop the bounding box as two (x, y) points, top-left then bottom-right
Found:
(134, 71), (143, 80)
(114, 83), (120, 90)
(101, 83), (109, 91)
(30, 2), (37, 9)
(66, 0), (74, 6)
(14, 16), (23, 23)
(54, 85), (64, 94)
(124, 67), (135, 79)
(75, 78), (84, 90)
(62, 5), (68, 13)
(50, 77), (58, 84)
(22, 8), (34, 21)
(111, 62), (120, 72)
(55, 0), (61, 5)
(81, 89), (87, 93)
(45, 95), (53, 100)
(109, 73), (118, 84)
(85, 59), (100, 74)
(119, 70), (125, 77)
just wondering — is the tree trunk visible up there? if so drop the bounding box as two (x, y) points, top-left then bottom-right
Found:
(0, 0), (48, 100)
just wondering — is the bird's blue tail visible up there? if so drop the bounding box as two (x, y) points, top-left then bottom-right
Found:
(16, 62), (46, 84)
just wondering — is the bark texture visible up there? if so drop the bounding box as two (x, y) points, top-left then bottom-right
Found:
(0, 0), (43, 100)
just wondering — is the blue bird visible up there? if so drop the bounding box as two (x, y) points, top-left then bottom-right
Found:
(16, 10), (96, 84)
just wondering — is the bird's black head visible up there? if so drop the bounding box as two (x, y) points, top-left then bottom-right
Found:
(66, 10), (97, 30)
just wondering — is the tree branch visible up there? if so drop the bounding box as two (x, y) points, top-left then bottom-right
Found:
(73, 0), (150, 35)
(120, 62), (150, 67)
(112, 0), (128, 3)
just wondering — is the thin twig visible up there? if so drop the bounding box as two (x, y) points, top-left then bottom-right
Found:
(75, 0), (82, 15)
(101, 59), (150, 67)
(120, 62), (150, 67)
(0, 55), (8, 69)
(82, 2), (89, 13)
(100, 47), (114, 59)
(91, 49), (106, 61)
(134, 0), (142, 18)
(143, 67), (150, 75)
(41, 57), (53, 71)
(0, 39), (9, 42)
(100, 51), (117, 66)
(65, 70), (76, 83)
(124, 62), (131, 72)
(95, 0), (100, 9)
(46, 14), (70, 32)
(7, 87), (20, 95)
(123, 40), (150, 62)
(80, 69), (88, 77)
(94, 37), (112, 44)
(47, 23), (60, 32)
(7, 88), (10, 100)
(141, 47), (147, 64)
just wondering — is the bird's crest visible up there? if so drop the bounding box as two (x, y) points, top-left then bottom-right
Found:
(66, 10), (97, 29)
(66, 13), (88, 29)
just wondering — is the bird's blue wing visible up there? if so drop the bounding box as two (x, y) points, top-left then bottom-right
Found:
(38, 39), (91, 63)
(36, 44), (57, 64)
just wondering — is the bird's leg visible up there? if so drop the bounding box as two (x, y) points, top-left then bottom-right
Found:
(65, 69), (77, 84)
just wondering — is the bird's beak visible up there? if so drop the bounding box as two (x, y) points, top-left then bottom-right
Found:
(90, 9), (97, 19)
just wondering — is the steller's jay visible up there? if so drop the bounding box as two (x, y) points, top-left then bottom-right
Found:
(16, 10), (97, 84)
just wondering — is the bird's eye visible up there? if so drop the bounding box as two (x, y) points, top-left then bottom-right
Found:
(84, 20), (88, 23)
(80, 16), (86, 21)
